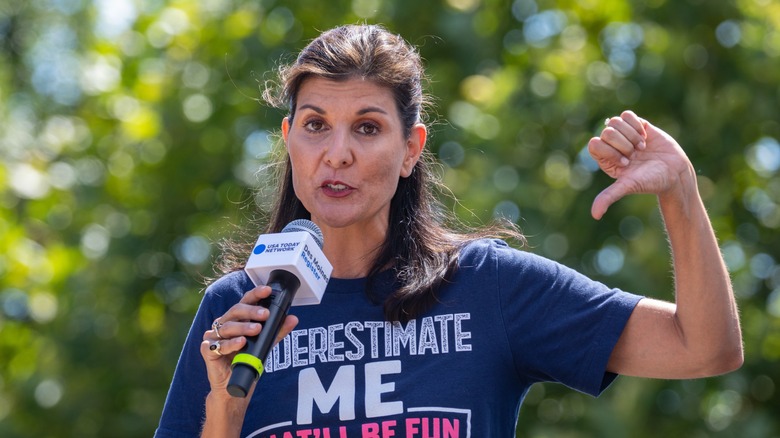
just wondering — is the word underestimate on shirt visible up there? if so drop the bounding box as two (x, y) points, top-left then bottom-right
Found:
(264, 313), (473, 373)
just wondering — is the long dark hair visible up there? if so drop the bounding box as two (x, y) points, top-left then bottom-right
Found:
(217, 24), (524, 322)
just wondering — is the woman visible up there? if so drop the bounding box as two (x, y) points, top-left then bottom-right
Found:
(155, 24), (742, 437)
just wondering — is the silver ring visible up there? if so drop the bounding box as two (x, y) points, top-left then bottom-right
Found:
(212, 319), (224, 339)
(209, 340), (223, 356)
(604, 117), (611, 127)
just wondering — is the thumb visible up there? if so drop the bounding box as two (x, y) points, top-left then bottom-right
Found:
(591, 181), (629, 220)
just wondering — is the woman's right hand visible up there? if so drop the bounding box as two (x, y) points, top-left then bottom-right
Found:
(200, 285), (300, 397)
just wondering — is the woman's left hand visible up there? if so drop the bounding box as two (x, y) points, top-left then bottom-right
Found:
(588, 110), (696, 220)
(595, 111), (743, 378)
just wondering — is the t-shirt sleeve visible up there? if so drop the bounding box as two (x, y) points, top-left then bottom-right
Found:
(491, 240), (643, 397)
(154, 272), (249, 437)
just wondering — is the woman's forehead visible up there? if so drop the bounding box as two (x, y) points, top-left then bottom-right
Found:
(296, 76), (396, 111)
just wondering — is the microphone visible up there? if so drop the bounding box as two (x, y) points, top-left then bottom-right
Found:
(227, 219), (333, 398)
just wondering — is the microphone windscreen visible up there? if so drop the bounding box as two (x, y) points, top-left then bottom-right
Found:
(282, 219), (324, 249)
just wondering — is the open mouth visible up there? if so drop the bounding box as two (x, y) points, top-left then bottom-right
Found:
(326, 183), (349, 191)
(322, 180), (354, 191)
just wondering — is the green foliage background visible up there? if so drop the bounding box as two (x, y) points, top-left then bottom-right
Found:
(1, 0), (779, 436)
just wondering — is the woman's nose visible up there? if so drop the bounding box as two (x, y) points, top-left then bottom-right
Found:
(323, 128), (354, 168)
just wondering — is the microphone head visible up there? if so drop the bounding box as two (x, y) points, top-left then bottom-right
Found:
(245, 219), (332, 305)
(282, 219), (324, 249)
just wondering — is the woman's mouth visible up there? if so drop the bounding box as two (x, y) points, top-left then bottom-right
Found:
(322, 181), (354, 197)
(326, 183), (348, 191)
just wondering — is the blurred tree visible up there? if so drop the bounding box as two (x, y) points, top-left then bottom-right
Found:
(0, 0), (778, 436)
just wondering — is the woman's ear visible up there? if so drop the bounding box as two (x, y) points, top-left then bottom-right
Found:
(281, 117), (290, 146)
(400, 123), (427, 177)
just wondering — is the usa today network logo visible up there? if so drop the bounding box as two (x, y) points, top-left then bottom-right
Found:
(254, 242), (297, 254)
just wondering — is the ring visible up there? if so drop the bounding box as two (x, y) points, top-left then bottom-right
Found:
(604, 117), (611, 127)
(212, 319), (224, 339)
(209, 340), (223, 356)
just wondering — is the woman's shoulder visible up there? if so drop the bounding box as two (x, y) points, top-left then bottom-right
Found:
(458, 237), (558, 274)
(204, 269), (255, 301)
(459, 237), (532, 262)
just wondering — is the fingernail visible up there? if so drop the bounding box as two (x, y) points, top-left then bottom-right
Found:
(250, 323), (260, 330)
(638, 141), (646, 150)
(620, 157), (630, 166)
(257, 308), (267, 317)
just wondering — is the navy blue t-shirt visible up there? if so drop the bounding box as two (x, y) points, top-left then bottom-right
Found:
(155, 239), (642, 437)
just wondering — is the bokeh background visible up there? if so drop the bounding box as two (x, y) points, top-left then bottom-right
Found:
(1, 0), (779, 436)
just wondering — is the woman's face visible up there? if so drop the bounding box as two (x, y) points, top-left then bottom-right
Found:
(281, 76), (426, 236)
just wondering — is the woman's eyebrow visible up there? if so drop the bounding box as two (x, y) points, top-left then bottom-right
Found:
(357, 106), (389, 115)
(298, 103), (389, 116)
(298, 103), (325, 114)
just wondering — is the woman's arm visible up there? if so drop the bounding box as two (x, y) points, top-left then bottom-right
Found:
(200, 391), (252, 438)
(198, 285), (299, 437)
(589, 111), (743, 379)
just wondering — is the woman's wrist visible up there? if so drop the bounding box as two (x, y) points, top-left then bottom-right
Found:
(200, 391), (250, 438)
(657, 162), (700, 219)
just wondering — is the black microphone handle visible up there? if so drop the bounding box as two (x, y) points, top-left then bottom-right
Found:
(227, 269), (301, 397)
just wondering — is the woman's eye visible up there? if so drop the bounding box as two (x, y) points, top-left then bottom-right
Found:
(304, 120), (325, 132)
(358, 122), (379, 136)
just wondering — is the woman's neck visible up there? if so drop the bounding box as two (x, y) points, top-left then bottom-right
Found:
(320, 226), (386, 279)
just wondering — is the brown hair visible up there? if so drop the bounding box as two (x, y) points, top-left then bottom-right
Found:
(217, 24), (523, 322)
